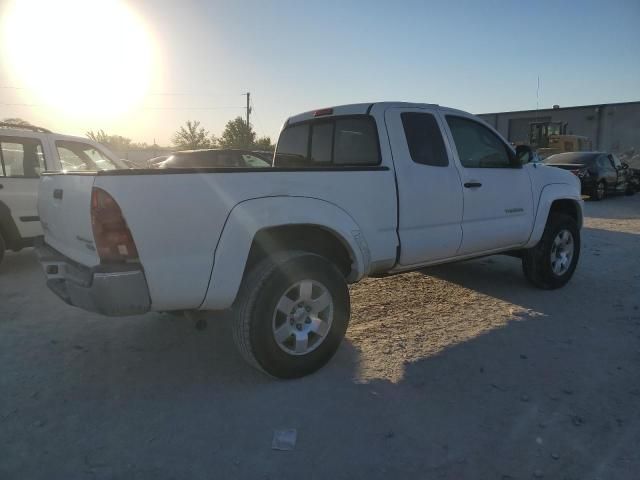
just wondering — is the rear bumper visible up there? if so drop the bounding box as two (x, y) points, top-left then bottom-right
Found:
(36, 243), (151, 316)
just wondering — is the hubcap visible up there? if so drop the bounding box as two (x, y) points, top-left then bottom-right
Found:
(550, 229), (574, 276)
(272, 280), (333, 356)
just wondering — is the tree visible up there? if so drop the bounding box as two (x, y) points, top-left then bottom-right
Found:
(218, 117), (256, 149)
(254, 136), (275, 151)
(172, 120), (212, 150)
(86, 129), (133, 151)
(2, 117), (32, 126)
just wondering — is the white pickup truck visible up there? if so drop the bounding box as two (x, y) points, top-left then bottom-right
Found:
(0, 123), (124, 265)
(37, 102), (583, 378)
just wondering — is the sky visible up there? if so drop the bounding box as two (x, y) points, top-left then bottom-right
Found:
(1, 0), (639, 146)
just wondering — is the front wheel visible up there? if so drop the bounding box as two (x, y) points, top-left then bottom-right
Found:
(522, 213), (580, 289)
(232, 251), (350, 379)
(592, 180), (606, 201)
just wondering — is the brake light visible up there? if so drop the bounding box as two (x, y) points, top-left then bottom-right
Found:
(91, 187), (138, 263)
(314, 107), (333, 117)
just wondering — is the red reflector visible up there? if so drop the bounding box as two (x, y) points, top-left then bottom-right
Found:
(314, 108), (333, 117)
(91, 187), (138, 264)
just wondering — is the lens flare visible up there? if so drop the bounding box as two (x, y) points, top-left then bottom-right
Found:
(2, 0), (157, 120)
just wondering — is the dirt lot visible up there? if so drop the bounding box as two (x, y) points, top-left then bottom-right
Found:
(1, 196), (639, 480)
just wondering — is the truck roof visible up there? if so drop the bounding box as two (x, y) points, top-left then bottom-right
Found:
(285, 101), (444, 126)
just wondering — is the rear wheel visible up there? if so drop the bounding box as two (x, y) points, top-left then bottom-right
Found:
(592, 180), (606, 201)
(233, 251), (350, 379)
(522, 213), (580, 289)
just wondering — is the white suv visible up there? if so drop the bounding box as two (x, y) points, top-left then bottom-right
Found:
(0, 123), (124, 265)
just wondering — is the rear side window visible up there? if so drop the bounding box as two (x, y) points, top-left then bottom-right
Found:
(275, 116), (380, 167)
(401, 113), (449, 166)
(0, 136), (46, 177)
(56, 141), (120, 171)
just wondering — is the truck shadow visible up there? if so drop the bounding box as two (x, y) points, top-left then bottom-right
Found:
(420, 226), (639, 315)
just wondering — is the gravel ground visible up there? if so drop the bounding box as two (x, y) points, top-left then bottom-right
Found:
(1, 195), (639, 480)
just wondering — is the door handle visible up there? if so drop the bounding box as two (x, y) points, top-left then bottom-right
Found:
(53, 189), (63, 199)
(464, 182), (482, 188)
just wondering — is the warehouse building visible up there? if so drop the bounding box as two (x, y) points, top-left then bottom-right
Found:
(478, 101), (640, 155)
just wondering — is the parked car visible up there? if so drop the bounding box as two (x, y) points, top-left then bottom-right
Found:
(621, 152), (640, 193)
(146, 155), (170, 168)
(543, 151), (634, 200)
(36, 102), (583, 378)
(157, 149), (271, 169)
(0, 122), (125, 265)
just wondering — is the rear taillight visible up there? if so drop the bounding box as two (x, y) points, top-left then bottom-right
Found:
(570, 168), (589, 178)
(91, 187), (138, 263)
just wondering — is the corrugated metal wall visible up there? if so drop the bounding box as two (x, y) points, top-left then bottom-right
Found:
(478, 101), (640, 154)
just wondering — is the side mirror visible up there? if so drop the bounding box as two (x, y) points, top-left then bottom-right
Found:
(515, 145), (534, 165)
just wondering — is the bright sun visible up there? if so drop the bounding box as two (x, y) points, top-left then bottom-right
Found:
(2, 0), (156, 120)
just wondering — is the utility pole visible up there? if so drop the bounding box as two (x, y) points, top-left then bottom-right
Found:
(243, 92), (251, 127)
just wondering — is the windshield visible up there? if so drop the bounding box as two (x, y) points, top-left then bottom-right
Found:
(55, 140), (122, 171)
(158, 150), (271, 168)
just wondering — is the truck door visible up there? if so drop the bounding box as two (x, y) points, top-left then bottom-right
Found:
(0, 134), (47, 240)
(385, 107), (463, 266)
(441, 114), (534, 255)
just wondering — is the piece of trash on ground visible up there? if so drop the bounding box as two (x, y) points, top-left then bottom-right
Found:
(272, 429), (297, 451)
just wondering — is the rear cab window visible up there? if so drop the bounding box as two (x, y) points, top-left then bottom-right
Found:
(55, 141), (120, 172)
(275, 116), (380, 167)
(0, 136), (47, 177)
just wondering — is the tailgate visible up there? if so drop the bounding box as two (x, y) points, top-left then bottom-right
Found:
(38, 174), (100, 267)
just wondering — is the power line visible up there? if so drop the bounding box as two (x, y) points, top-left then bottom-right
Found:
(0, 101), (245, 111)
(0, 85), (240, 97)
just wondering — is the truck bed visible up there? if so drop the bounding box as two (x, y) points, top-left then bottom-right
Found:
(38, 167), (398, 311)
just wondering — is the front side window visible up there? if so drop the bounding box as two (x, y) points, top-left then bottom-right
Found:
(446, 116), (513, 168)
(56, 141), (120, 171)
(274, 116), (380, 167)
(401, 112), (449, 166)
(0, 137), (46, 177)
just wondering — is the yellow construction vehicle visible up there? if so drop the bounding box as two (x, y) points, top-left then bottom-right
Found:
(529, 121), (592, 159)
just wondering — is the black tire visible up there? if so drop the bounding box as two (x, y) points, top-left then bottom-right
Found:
(232, 251), (350, 379)
(0, 232), (5, 266)
(522, 213), (580, 290)
(592, 180), (605, 201)
(625, 183), (635, 196)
